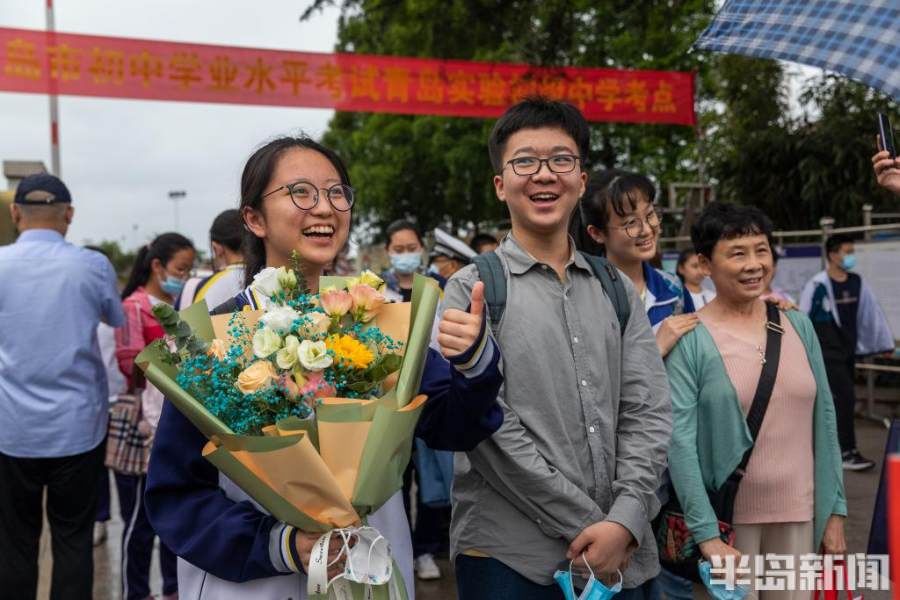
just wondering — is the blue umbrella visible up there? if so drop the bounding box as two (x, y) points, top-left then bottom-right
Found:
(694, 0), (900, 99)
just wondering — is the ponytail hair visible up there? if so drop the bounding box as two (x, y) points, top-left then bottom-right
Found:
(239, 135), (352, 287)
(121, 232), (194, 299)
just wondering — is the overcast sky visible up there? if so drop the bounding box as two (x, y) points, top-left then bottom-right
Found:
(0, 1), (341, 250)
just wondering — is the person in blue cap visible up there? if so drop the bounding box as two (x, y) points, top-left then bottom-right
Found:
(0, 173), (124, 600)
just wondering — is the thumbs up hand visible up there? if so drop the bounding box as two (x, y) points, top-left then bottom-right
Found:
(437, 282), (485, 359)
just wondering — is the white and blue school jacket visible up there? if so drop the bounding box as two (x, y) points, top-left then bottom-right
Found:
(642, 261), (686, 329)
(145, 287), (502, 599)
(799, 270), (894, 356)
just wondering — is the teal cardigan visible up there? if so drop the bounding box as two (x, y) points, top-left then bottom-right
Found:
(666, 309), (847, 549)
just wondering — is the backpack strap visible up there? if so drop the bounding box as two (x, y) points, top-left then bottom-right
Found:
(471, 251), (506, 338)
(579, 252), (631, 336)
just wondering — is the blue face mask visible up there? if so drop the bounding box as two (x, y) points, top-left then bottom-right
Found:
(840, 253), (857, 271)
(553, 558), (622, 600)
(160, 275), (186, 297)
(698, 561), (749, 600)
(390, 252), (422, 274)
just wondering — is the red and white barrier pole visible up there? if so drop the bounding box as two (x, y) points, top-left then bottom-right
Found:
(889, 454), (899, 600)
(46, 0), (61, 177)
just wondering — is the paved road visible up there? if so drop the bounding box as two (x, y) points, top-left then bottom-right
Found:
(35, 419), (892, 599)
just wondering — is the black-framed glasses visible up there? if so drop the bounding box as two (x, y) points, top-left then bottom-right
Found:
(504, 154), (580, 176)
(262, 180), (354, 212)
(614, 208), (661, 238)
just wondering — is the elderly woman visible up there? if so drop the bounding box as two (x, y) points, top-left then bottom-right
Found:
(666, 202), (846, 599)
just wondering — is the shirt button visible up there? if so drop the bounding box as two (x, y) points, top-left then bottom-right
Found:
(581, 379), (588, 387)
(573, 336), (579, 344)
(589, 426), (595, 433)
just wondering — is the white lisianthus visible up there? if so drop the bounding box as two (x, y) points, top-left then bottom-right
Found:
(276, 335), (300, 370)
(260, 305), (300, 334)
(252, 326), (283, 358)
(251, 267), (282, 297)
(298, 340), (332, 372)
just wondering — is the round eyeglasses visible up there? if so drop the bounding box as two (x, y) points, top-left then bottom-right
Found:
(504, 154), (580, 176)
(262, 180), (354, 212)
(615, 209), (661, 238)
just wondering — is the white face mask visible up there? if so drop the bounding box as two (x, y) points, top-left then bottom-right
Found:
(307, 526), (397, 599)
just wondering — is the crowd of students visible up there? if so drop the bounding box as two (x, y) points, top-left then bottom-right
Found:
(1, 95), (896, 600)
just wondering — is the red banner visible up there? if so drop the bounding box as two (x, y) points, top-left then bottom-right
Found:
(0, 27), (695, 125)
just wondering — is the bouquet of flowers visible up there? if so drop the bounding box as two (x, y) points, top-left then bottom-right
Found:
(136, 264), (440, 599)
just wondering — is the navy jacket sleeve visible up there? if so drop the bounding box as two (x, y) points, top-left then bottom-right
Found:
(415, 339), (503, 451)
(144, 400), (284, 582)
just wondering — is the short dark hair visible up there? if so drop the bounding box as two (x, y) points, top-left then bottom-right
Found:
(470, 233), (498, 253)
(384, 220), (423, 248)
(209, 209), (243, 253)
(825, 233), (855, 257)
(690, 202), (775, 259)
(487, 96), (590, 174)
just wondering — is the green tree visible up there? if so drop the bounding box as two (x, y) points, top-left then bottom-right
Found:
(89, 240), (136, 279)
(306, 1), (898, 234)
(307, 0), (717, 240)
(709, 68), (898, 229)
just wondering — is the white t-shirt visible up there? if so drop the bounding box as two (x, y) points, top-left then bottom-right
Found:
(690, 289), (716, 310)
(97, 322), (127, 403)
(178, 264), (245, 312)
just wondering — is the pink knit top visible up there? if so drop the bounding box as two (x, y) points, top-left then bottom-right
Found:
(698, 312), (816, 524)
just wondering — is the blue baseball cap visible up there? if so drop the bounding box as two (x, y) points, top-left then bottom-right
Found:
(14, 173), (72, 205)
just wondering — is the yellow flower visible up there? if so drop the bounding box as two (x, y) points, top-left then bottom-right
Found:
(325, 334), (374, 370)
(236, 361), (278, 394)
(357, 270), (385, 292)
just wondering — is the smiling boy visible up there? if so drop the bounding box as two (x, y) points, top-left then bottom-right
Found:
(441, 98), (671, 598)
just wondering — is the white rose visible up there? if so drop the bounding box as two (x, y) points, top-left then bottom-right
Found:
(251, 267), (283, 297)
(260, 305), (301, 335)
(298, 340), (332, 372)
(276, 335), (300, 370)
(252, 326), (283, 358)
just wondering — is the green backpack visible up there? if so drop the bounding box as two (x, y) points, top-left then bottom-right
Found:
(471, 250), (631, 338)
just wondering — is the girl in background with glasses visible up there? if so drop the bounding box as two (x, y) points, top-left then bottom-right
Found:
(144, 135), (504, 599)
(571, 169), (698, 357)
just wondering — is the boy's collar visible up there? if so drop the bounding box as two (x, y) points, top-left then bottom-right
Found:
(502, 233), (591, 276)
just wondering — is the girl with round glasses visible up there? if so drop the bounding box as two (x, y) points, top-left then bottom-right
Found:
(572, 169), (698, 357)
(145, 135), (503, 599)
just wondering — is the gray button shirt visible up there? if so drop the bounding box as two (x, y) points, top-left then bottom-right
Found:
(443, 235), (671, 587)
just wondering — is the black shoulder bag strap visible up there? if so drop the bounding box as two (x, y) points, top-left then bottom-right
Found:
(714, 302), (784, 523)
(472, 251), (507, 338)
